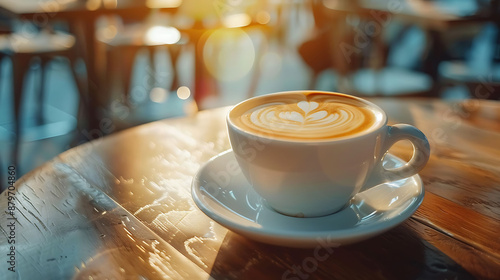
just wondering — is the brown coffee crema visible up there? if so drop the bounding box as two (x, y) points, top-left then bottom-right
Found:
(230, 92), (384, 141)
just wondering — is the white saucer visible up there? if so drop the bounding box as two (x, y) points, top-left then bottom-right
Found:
(192, 150), (424, 248)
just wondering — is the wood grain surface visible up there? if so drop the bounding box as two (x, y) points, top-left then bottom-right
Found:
(1, 98), (499, 279)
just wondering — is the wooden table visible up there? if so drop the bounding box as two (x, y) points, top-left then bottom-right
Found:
(320, 0), (496, 93)
(322, 0), (494, 30)
(0, 0), (179, 131)
(1, 98), (499, 279)
(0, 0), (274, 120)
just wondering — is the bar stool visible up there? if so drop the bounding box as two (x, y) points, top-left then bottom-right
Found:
(0, 29), (84, 174)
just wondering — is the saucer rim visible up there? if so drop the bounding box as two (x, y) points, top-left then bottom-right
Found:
(192, 150), (424, 245)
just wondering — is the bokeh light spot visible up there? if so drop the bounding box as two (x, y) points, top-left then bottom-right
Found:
(203, 29), (255, 81)
(96, 25), (118, 42)
(86, 0), (101, 11)
(177, 86), (191, 100)
(256, 11), (271, 25)
(145, 26), (181, 45)
(146, 0), (182, 8)
(149, 87), (168, 103)
(222, 13), (252, 28)
(322, 0), (340, 9)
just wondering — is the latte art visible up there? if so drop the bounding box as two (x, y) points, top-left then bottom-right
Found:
(231, 92), (384, 140)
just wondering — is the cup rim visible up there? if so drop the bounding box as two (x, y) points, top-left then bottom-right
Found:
(227, 90), (388, 144)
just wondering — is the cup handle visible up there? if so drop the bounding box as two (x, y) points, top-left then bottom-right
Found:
(364, 124), (430, 189)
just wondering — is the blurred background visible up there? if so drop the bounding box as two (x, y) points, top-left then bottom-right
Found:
(0, 0), (499, 179)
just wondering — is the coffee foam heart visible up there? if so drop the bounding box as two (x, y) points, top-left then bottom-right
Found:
(230, 92), (384, 141)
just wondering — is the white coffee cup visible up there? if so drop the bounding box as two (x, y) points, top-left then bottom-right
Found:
(227, 91), (430, 217)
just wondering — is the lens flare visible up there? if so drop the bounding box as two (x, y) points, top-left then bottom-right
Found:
(203, 29), (255, 81)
